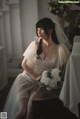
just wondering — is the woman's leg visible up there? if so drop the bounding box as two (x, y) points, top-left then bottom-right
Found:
(27, 91), (43, 119)
(14, 98), (28, 119)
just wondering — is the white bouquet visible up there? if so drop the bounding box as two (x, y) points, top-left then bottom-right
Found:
(40, 68), (61, 90)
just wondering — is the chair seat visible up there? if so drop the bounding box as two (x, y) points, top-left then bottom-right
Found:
(32, 98), (62, 118)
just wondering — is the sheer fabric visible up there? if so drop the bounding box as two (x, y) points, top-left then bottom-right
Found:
(52, 18), (72, 49)
(3, 41), (70, 119)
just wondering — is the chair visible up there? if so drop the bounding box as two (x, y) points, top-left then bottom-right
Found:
(32, 97), (63, 119)
(32, 97), (78, 119)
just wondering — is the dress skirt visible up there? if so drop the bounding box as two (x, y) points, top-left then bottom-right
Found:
(3, 73), (39, 119)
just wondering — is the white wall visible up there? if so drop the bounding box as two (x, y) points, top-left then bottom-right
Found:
(38, 0), (53, 19)
(20, 0), (38, 51)
(9, 4), (23, 59)
(3, 11), (12, 58)
(0, 0), (38, 59)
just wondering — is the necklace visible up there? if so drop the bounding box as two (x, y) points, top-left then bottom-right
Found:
(43, 43), (55, 60)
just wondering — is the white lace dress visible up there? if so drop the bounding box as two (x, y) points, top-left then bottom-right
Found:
(3, 40), (70, 119)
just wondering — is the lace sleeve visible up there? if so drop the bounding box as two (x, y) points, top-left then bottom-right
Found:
(56, 43), (70, 68)
(23, 41), (37, 59)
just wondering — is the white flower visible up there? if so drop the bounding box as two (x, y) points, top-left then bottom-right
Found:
(41, 68), (61, 90)
(40, 70), (49, 85)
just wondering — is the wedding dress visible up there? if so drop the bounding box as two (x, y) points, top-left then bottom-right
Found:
(3, 40), (70, 119)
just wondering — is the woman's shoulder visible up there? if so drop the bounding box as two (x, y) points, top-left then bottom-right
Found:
(58, 43), (68, 50)
(31, 40), (39, 46)
(28, 40), (39, 49)
(58, 43), (70, 56)
(30, 40), (37, 45)
(23, 40), (39, 57)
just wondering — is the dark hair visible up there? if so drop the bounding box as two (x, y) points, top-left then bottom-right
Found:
(36, 18), (59, 56)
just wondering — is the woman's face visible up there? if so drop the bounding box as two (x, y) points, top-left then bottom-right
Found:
(37, 28), (48, 39)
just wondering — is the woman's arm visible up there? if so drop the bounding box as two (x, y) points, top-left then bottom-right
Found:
(21, 57), (42, 81)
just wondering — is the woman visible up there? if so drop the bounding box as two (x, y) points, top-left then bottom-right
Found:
(3, 18), (70, 119)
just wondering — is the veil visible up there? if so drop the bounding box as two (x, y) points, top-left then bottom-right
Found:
(34, 17), (72, 50)
(52, 17), (72, 50)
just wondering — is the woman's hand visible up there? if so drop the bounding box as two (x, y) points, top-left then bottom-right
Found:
(35, 75), (42, 81)
(21, 57), (42, 81)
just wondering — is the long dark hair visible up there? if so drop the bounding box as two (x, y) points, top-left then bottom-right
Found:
(36, 18), (59, 56)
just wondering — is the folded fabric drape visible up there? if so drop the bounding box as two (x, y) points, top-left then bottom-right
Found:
(59, 41), (80, 118)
